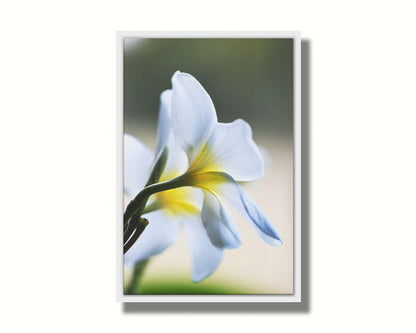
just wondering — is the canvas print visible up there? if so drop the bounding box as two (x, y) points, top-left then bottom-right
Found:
(122, 37), (295, 296)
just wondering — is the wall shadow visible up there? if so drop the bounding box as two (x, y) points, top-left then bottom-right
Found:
(122, 39), (311, 314)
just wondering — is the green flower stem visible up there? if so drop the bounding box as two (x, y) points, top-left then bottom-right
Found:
(123, 147), (169, 235)
(124, 216), (149, 254)
(123, 174), (192, 254)
(124, 259), (149, 294)
(123, 214), (138, 244)
(123, 174), (190, 227)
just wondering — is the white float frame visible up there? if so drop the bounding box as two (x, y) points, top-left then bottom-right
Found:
(116, 31), (301, 303)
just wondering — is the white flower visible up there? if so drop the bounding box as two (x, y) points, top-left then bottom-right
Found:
(124, 71), (282, 282)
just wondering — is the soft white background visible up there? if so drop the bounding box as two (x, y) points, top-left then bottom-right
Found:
(1, 0), (415, 332)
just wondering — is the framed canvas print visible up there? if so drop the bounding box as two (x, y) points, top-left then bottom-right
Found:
(117, 32), (301, 302)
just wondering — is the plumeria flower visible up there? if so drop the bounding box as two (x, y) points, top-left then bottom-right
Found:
(124, 93), (218, 282)
(124, 71), (282, 282)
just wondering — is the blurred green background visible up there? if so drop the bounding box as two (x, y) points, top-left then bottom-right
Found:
(124, 38), (293, 138)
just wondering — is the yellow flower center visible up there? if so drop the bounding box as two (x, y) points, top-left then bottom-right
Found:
(188, 143), (220, 174)
(149, 171), (199, 217)
(143, 146), (228, 217)
(153, 187), (199, 216)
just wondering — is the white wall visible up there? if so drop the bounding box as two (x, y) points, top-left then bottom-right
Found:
(0, 1), (415, 332)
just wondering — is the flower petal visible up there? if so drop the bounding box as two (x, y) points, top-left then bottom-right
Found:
(201, 190), (241, 249)
(153, 88), (189, 181)
(154, 89), (172, 162)
(189, 119), (264, 181)
(190, 172), (282, 246)
(182, 216), (223, 282)
(235, 186), (283, 246)
(124, 134), (153, 198)
(162, 134), (189, 179)
(171, 71), (217, 163)
(123, 210), (180, 268)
